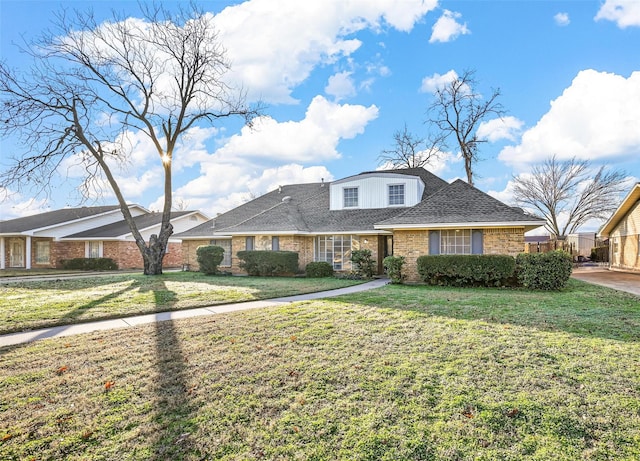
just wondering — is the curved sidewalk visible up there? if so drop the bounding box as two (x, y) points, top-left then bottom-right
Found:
(0, 278), (389, 348)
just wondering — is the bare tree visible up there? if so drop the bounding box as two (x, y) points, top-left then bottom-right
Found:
(0, 4), (258, 275)
(427, 69), (504, 185)
(512, 156), (627, 238)
(378, 123), (445, 169)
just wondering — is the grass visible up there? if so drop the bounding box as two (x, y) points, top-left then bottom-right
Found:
(1, 279), (639, 460)
(0, 272), (363, 334)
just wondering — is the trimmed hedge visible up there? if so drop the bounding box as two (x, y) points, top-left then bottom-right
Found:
(305, 261), (334, 278)
(351, 249), (376, 278)
(196, 245), (225, 275)
(59, 258), (118, 271)
(516, 251), (573, 290)
(383, 255), (405, 284)
(237, 250), (299, 276)
(417, 254), (516, 287)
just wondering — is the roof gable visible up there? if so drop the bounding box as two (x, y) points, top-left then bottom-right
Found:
(0, 206), (125, 234)
(598, 183), (640, 238)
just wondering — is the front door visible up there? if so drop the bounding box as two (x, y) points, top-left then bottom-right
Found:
(9, 238), (25, 267)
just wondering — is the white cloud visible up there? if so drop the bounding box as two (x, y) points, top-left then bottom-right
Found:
(0, 188), (52, 219)
(429, 10), (470, 43)
(420, 69), (459, 93)
(595, 0), (640, 28)
(214, 95), (379, 162)
(499, 70), (640, 168)
(213, 0), (438, 103)
(325, 71), (357, 101)
(554, 12), (570, 26)
(477, 116), (524, 142)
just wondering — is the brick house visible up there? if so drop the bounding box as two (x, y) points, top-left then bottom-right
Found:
(0, 206), (208, 270)
(177, 168), (545, 282)
(598, 183), (640, 272)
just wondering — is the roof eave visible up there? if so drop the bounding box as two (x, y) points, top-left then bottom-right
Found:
(374, 221), (546, 230)
(597, 183), (640, 238)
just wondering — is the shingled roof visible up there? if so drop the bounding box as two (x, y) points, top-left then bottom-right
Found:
(63, 211), (193, 239)
(0, 206), (122, 234)
(375, 179), (544, 229)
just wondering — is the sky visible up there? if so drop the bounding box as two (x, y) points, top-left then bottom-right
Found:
(1, 0), (639, 235)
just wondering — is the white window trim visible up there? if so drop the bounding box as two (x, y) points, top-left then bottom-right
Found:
(343, 186), (359, 208)
(388, 183), (406, 207)
(85, 241), (104, 258)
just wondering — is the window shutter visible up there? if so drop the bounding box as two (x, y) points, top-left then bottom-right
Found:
(472, 230), (483, 254)
(429, 231), (440, 255)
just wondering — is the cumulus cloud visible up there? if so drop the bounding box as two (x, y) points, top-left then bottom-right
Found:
(554, 12), (570, 26)
(213, 0), (438, 103)
(0, 188), (52, 219)
(499, 70), (640, 168)
(420, 69), (459, 93)
(214, 95), (379, 162)
(429, 10), (470, 43)
(325, 71), (357, 101)
(477, 116), (524, 142)
(595, 0), (640, 28)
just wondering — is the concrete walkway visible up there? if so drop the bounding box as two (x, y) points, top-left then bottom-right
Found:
(572, 266), (640, 297)
(0, 278), (389, 348)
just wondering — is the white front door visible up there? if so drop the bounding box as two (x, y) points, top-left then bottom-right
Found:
(9, 239), (25, 267)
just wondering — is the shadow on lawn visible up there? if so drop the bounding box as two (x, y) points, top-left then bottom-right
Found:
(144, 281), (201, 459)
(337, 280), (640, 343)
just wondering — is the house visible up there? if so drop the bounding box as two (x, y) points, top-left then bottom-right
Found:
(177, 168), (545, 281)
(598, 183), (640, 272)
(0, 205), (208, 270)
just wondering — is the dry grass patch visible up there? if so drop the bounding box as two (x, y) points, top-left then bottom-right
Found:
(1, 280), (639, 460)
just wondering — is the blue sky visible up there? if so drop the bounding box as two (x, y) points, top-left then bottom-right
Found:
(1, 0), (639, 234)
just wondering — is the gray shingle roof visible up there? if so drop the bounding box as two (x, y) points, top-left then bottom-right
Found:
(176, 170), (544, 238)
(63, 211), (192, 239)
(0, 206), (121, 234)
(376, 179), (545, 226)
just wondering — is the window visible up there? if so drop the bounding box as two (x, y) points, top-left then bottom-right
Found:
(272, 236), (280, 251)
(430, 229), (483, 255)
(87, 241), (102, 258)
(210, 239), (232, 266)
(343, 187), (358, 208)
(315, 235), (359, 270)
(35, 241), (50, 264)
(245, 236), (255, 251)
(388, 184), (405, 206)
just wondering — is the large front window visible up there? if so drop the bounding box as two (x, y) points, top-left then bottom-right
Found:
(440, 229), (471, 254)
(315, 235), (360, 270)
(210, 239), (232, 267)
(343, 187), (358, 208)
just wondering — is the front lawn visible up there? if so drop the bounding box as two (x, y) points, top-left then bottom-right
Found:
(1, 280), (639, 460)
(0, 272), (363, 334)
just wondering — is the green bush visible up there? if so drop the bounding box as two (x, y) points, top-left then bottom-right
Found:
(383, 255), (405, 284)
(417, 254), (516, 287)
(237, 250), (299, 276)
(305, 261), (334, 278)
(196, 245), (225, 275)
(516, 251), (573, 290)
(59, 258), (118, 271)
(351, 249), (376, 278)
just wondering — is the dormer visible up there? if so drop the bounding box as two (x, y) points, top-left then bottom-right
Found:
(329, 171), (425, 210)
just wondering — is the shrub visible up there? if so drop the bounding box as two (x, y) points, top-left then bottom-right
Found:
(59, 257), (118, 271)
(305, 261), (334, 278)
(383, 255), (405, 284)
(351, 249), (376, 278)
(417, 254), (516, 287)
(196, 245), (225, 275)
(516, 251), (573, 290)
(237, 250), (299, 276)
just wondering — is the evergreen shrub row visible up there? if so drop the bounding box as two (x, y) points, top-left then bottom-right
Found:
(515, 251), (573, 290)
(237, 250), (299, 276)
(417, 254), (516, 287)
(59, 257), (118, 271)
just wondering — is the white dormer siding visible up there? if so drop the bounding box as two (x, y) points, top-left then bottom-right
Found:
(329, 173), (424, 210)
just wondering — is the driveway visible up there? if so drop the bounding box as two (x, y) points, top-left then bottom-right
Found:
(572, 266), (640, 298)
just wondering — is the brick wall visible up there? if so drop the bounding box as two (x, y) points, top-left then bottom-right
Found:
(102, 241), (183, 269)
(52, 241), (84, 268)
(391, 230), (430, 282)
(483, 228), (525, 256)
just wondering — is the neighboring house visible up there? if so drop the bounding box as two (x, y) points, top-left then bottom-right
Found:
(0, 205), (208, 270)
(177, 168), (545, 281)
(598, 183), (640, 272)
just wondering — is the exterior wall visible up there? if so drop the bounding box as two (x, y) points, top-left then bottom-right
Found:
(609, 201), (640, 271)
(51, 241), (85, 267)
(392, 227), (526, 282)
(330, 174), (423, 210)
(102, 241), (183, 269)
(181, 239), (210, 272)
